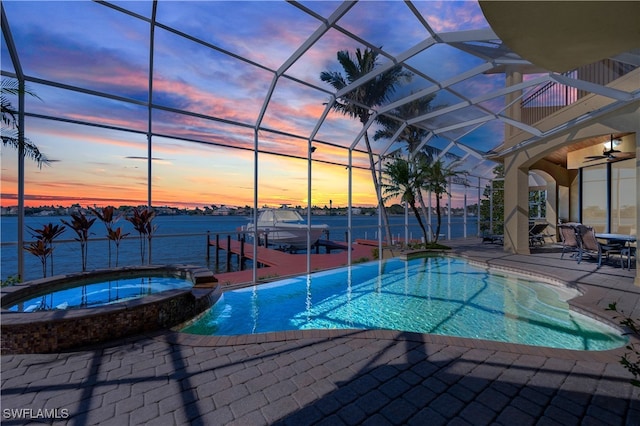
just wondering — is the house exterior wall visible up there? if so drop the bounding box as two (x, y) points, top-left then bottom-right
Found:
(500, 69), (640, 284)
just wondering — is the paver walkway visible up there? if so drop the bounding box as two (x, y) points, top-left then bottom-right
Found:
(2, 239), (639, 425)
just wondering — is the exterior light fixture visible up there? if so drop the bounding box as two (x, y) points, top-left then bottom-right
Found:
(603, 134), (622, 151)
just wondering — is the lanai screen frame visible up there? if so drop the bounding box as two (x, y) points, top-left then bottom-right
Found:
(2, 1), (638, 282)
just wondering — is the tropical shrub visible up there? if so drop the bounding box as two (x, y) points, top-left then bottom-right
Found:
(24, 240), (52, 278)
(607, 302), (640, 387)
(127, 207), (156, 264)
(1, 275), (21, 287)
(24, 222), (65, 277)
(90, 206), (128, 267)
(61, 212), (96, 272)
(107, 227), (130, 267)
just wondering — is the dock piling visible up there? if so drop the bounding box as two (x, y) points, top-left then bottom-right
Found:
(226, 235), (231, 272)
(215, 234), (220, 269)
(239, 237), (245, 271)
(206, 231), (210, 261)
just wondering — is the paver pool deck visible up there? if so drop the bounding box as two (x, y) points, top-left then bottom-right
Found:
(2, 239), (639, 425)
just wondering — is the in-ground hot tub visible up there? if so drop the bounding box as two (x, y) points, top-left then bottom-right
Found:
(1, 265), (219, 354)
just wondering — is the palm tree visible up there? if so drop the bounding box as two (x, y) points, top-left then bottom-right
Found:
(480, 164), (505, 235)
(420, 158), (467, 243)
(381, 156), (430, 245)
(321, 48), (412, 245)
(373, 95), (436, 148)
(1, 78), (48, 167)
(374, 96), (438, 238)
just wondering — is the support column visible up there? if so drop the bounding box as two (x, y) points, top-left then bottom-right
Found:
(501, 65), (529, 254)
(503, 156), (530, 254)
(545, 180), (558, 242)
(505, 66), (523, 141)
(635, 133), (639, 286)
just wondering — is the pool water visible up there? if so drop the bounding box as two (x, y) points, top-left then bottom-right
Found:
(7, 276), (193, 312)
(182, 257), (626, 351)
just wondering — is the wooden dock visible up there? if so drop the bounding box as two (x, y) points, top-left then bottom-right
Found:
(209, 238), (376, 286)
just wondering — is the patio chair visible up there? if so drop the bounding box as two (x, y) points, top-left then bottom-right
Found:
(528, 223), (548, 246)
(619, 228), (636, 270)
(620, 245), (636, 269)
(558, 224), (579, 259)
(576, 225), (622, 268)
(482, 232), (503, 244)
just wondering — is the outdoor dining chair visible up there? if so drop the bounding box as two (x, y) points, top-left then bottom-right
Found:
(558, 224), (579, 259)
(620, 228), (636, 270)
(576, 225), (623, 269)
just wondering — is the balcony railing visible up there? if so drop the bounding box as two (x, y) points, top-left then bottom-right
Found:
(521, 59), (637, 125)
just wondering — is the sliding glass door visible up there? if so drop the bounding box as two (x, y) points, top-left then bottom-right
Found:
(611, 159), (636, 234)
(581, 159), (636, 233)
(581, 164), (608, 232)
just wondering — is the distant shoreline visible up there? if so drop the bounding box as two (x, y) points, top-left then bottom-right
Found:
(1, 204), (476, 218)
(1, 205), (380, 217)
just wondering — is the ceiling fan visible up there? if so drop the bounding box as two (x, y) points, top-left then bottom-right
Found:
(584, 134), (631, 162)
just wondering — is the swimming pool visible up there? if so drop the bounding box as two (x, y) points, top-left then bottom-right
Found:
(182, 256), (626, 351)
(6, 275), (193, 312)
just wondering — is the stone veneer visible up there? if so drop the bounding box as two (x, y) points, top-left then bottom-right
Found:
(0, 265), (219, 354)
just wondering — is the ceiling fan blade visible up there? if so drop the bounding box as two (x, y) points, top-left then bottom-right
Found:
(585, 155), (605, 160)
(610, 152), (635, 160)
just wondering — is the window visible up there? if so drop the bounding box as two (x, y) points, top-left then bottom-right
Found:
(529, 189), (547, 219)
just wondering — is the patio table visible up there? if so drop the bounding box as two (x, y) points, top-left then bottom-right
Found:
(595, 233), (637, 270)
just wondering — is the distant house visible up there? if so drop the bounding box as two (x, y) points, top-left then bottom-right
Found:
(213, 206), (231, 216)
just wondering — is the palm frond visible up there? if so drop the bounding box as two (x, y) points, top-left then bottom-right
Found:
(1, 135), (50, 168)
(1, 78), (41, 100)
(1, 78), (48, 167)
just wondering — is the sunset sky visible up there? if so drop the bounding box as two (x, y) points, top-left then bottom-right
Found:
(1, 1), (504, 209)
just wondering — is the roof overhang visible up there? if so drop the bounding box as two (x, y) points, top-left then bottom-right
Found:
(480, 1), (640, 72)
